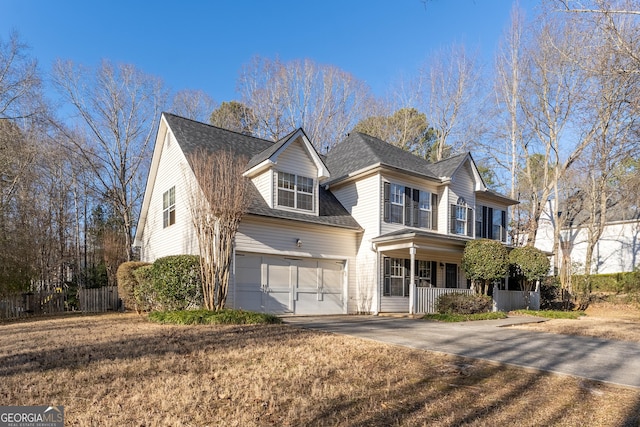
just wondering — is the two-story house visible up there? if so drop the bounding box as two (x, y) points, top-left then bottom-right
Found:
(134, 113), (517, 315)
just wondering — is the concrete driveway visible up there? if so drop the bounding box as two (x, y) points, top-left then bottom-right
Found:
(285, 315), (640, 389)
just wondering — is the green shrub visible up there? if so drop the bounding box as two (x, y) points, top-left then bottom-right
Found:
(148, 309), (282, 325)
(132, 255), (203, 312)
(133, 265), (156, 312)
(150, 255), (203, 311)
(436, 292), (493, 314)
(116, 261), (151, 312)
(571, 272), (640, 294)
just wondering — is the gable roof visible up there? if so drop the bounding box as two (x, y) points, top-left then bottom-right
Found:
(325, 132), (476, 185)
(159, 113), (360, 231)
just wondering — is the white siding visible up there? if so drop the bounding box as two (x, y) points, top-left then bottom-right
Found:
(251, 170), (273, 208)
(139, 129), (199, 261)
(277, 139), (317, 177)
(536, 219), (640, 275)
(448, 162), (476, 208)
(331, 173), (381, 313)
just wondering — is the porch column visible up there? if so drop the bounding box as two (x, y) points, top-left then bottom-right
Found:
(409, 247), (416, 314)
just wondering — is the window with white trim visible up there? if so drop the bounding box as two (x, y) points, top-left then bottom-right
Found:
(277, 171), (314, 211)
(383, 182), (438, 230)
(450, 197), (473, 237)
(390, 183), (404, 224)
(163, 186), (175, 228)
(418, 190), (432, 228)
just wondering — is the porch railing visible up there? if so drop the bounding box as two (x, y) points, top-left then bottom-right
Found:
(415, 287), (473, 314)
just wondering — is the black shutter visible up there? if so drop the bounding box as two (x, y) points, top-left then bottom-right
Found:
(404, 187), (412, 226)
(487, 207), (494, 240)
(383, 257), (391, 296)
(450, 204), (456, 234)
(501, 210), (507, 242)
(412, 189), (419, 227)
(383, 182), (390, 223)
(467, 208), (474, 237)
(431, 261), (437, 287)
(482, 206), (488, 238)
(431, 193), (438, 230)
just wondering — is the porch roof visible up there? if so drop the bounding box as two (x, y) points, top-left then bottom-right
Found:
(371, 229), (470, 253)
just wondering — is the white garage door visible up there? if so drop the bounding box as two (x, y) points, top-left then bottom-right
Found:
(234, 253), (345, 315)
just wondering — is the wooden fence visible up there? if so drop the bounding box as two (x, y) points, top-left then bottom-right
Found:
(0, 290), (65, 320)
(415, 287), (474, 314)
(78, 286), (120, 312)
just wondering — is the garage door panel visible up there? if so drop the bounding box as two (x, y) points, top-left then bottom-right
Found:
(298, 261), (318, 290)
(234, 255), (263, 312)
(320, 261), (344, 293)
(235, 253), (344, 315)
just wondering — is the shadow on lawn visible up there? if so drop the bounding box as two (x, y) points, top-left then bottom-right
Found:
(0, 317), (309, 377)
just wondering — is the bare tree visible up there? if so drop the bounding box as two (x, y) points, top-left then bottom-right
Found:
(420, 43), (483, 161)
(52, 60), (167, 262)
(0, 32), (43, 120)
(238, 56), (371, 153)
(170, 89), (216, 122)
(186, 149), (249, 310)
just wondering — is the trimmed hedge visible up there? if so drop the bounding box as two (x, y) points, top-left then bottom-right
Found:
(132, 255), (203, 312)
(572, 271), (640, 294)
(116, 261), (151, 312)
(436, 293), (493, 314)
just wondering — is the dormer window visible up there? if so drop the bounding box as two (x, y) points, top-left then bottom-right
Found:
(277, 171), (314, 211)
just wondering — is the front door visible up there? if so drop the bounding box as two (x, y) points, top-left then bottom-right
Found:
(445, 263), (458, 288)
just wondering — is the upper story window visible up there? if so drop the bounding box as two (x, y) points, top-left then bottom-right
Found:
(277, 171), (314, 211)
(475, 205), (507, 242)
(383, 182), (438, 231)
(450, 197), (473, 237)
(163, 186), (176, 228)
(390, 183), (404, 223)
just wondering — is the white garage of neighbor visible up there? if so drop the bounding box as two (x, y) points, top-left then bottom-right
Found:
(233, 252), (346, 315)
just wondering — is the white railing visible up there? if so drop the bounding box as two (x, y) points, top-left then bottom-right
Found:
(415, 287), (473, 314)
(493, 289), (540, 312)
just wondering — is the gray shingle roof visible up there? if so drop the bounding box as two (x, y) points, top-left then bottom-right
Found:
(246, 128), (298, 169)
(163, 113), (361, 231)
(324, 132), (469, 184)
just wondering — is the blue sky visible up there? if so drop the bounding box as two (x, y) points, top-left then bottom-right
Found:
(1, 0), (538, 103)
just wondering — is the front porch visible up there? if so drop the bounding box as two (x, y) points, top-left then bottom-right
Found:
(371, 229), (539, 314)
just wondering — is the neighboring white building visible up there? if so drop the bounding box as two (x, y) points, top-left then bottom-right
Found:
(535, 199), (640, 274)
(134, 113), (517, 315)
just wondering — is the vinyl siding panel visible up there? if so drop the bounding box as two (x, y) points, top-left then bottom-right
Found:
(330, 173), (381, 313)
(139, 129), (199, 262)
(277, 139), (317, 177)
(251, 170), (273, 208)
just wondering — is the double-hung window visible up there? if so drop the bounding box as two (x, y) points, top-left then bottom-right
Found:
(163, 186), (175, 228)
(384, 182), (438, 230)
(390, 184), (404, 224)
(450, 197), (473, 237)
(417, 190), (432, 229)
(277, 172), (314, 211)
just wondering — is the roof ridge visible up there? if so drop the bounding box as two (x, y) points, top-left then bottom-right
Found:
(162, 111), (275, 146)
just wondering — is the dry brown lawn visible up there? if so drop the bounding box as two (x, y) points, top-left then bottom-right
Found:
(1, 312), (640, 426)
(514, 302), (640, 343)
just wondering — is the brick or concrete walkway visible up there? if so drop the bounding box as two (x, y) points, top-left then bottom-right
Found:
(285, 315), (640, 389)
